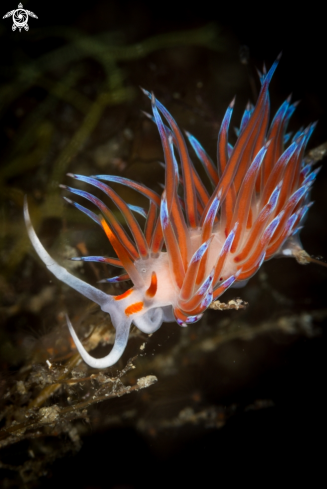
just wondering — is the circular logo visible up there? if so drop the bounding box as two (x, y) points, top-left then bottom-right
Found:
(3, 3), (38, 32)
(13, 8), (28, 28)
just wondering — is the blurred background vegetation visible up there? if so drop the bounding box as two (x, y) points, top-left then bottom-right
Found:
(0, 0), (326, 487)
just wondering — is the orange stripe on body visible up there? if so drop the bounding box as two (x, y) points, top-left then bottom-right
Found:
(233, 93), (268, 193)
(152, 101), (189, 264)
(170, 198), (189, 272)
(253, 95), (269, 193)
(168, 124), (198, 228)
(200, 95), (266, 235)
(179, 238), (213, 302)
(205, 61), (277, 227)
(262, 100), (289, 188)
(265, 214), (298, 259)
(101, 219), (143, 288)
(82, 178), (149, 259)
(235, 259), (263, 281)
(175, 298), (209, 318)
(125, 302), (144, 316)
(222, 185), (236, 236)
(230, 147), (265, 253)
(152, 100), (176, 215)
(246, 208), (253, 229)
(234, 203), (274, 263)
(150, 219), (164, 254)
(261, 145), (295, 207)
(146, 272), (157, 298)
(173, 307), (188, 322)
(217, 102), (232, 176)
(197, 145), (219, 186)
(191, 164), (210, 209)
(195, 246), (210, 286)
(272, 195), (305, 246)
(114, 289), (133, 301)
(153, 96), (198, 227)
(78, 192), (139, 261)
(253, 95), (269, 161)
(162, 219), (185, 289)
(275, 140), (305, 214)
(145, 202), (157, 247)
(235, 243), (265, 275)
(101, 184), (149, 258)
(212, 247), (231, 286)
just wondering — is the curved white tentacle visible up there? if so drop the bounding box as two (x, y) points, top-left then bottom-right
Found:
(66, 314), (132, 368)
(25, 197), (135, 367)
(24, 197), (110, 308)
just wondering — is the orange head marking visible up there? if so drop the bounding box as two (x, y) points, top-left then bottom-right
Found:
(145, 271), (157, 298)
(125, 301), (144, 316)
(114, 289), (133, 301)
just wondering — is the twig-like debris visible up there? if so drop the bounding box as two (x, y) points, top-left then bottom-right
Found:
(304, 141), (327, 165)
(28, 352), (82, 409)
(293, 248), (327, 268)
(137, 399), (274, 434)
(0, 355), (157, 449)
(209, 298), (248, 310)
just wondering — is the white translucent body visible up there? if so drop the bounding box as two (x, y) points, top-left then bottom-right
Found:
(24, 196), (302, 368)
(24, 200), (177, 368)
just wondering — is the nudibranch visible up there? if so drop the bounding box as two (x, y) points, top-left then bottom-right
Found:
(24, 56), (320, 368)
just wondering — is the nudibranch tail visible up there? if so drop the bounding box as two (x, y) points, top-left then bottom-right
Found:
(24, 55), (321, 368)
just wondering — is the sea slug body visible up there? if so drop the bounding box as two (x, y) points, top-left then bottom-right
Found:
(24, 55), (319, 368)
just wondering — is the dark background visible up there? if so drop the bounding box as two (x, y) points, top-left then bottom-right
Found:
(0, 1), (326, 487)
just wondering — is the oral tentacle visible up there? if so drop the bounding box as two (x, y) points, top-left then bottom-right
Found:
(66, 314), (132, 369)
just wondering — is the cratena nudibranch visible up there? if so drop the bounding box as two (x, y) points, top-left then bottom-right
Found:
(24, 56), (321, 368)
